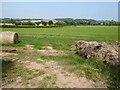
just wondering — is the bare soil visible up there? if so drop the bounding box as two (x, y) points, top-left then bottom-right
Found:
(25, 61), (94, 88)
(23, 45), (65, 56)
(2, 45), (105, 88)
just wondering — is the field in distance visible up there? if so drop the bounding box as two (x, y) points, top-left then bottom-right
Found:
(2, 26), (118, 50)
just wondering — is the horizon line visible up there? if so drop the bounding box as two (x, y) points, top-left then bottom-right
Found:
(0, 17), (118, 21)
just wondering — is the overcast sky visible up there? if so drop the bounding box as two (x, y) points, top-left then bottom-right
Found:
(2, 2), (118, 20)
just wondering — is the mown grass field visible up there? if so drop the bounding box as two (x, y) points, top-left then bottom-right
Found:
(2, 26), (119, 88)
(2, 26), (118, 49)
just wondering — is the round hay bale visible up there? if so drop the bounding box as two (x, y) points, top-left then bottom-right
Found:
(0, 31), (19, 44)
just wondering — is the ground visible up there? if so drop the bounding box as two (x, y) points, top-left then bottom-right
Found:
(1, 26), (118, 88)
(2, 45), (105, 88)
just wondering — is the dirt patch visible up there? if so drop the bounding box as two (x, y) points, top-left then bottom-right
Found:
(1, 45), (65, 57)
(4, 77), (24, 88)
(26, 61), (45, 70)
(0, 48), (18, 57)
(23, 45), (34, 50)
(27, 74), (56, 88)
(5, 83), (25, 88)
(23, 45), (65, 56)
(2, 46), (105, 88)
(0, 52), (17, 57)
(34, 50), (65, 56)
(25, 61), (96, 88)
(42, 46), (53, 50)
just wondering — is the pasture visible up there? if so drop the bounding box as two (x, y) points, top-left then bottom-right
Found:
(2, 26), (118, 49)
(2, 26), (119, 88)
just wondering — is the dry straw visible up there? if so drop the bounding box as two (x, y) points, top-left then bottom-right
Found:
(0, 31), (19, 44)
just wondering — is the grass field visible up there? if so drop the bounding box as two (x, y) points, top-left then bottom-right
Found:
(2, 26), (119, 88)
(2, 26), (118, 49)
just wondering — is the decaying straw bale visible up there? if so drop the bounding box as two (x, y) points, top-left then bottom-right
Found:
(0, 31), (19, 44)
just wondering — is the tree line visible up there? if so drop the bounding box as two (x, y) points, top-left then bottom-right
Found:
(55, 18), (119, 26)
(0, 18), (119, 27)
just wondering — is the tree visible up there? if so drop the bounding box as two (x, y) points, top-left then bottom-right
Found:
(36, 22), (41, 26)
(55, 21), (67, 26)
(48, 20), (53, 25)
(41, 21), (47, 26)
(15, 21), (22, 25)
(10, 19), (16, 24)
(26, 21), (35, 25)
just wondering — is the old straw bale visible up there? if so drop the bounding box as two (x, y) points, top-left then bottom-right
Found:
(0, 31), (19, 44)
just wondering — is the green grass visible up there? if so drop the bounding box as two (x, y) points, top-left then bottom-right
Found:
(2, 26), (119, 88)
(2, 26), (118, 50)
(36, 53), (107, 82)
(38, 75), (57, 88)
(2, 59), (46, 87)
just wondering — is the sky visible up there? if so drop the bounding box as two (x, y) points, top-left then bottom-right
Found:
(2, 2), (118, 20)
(1, 0), (120, 2)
